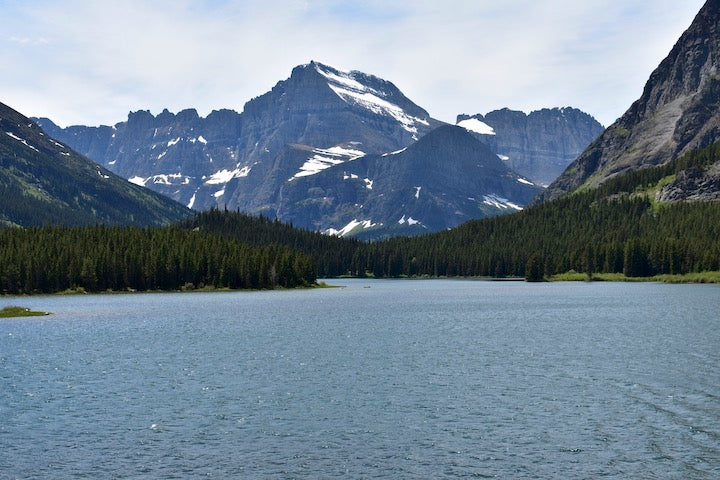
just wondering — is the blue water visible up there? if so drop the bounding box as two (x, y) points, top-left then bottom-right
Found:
(1, 280), (718, 478)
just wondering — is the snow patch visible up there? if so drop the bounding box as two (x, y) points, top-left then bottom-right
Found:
(497, 154), (510, 161)
(157, 151), (167, 160)
(205, 166), (251, 185)
(364, 178), (374, 190)
(482, 194), (523, 211)
(60, 152), (70, 156)
(97, 170), (110, 179)
(108, 160), (116, 165)
(149, 173), (189, 185)
(129, 173), (190, 186)
(343, 172), (359, 180)
(315, 64), (429, 134)
(189, 136), (208, 144)
(325, 219), (378, 237)
(291, 145), (365, 180)
(167, 137), (181, 147)
(213, 189), (225, 198)
(5, 131), (39, 152)
(398, 215), (424, 227)
(517, 178), (534, 186)
(187, 192), (197, 209)
(128, 176), (147, 186)
(382, 147), (407, 157)
(457, 118), (496, 135)
(414, 186), (421, 199)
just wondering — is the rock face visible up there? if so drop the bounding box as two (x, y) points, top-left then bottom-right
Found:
(34, 61), (541, 238)
(540, 0), (720, 202)
(457, 108), (603, 186)
(276, 125), (543, 238)
(36, 62), (441, 215)
(656, 164), (720, 201)
(0, 102), (190, 227)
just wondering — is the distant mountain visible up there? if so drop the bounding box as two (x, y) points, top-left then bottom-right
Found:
(36, 61), (441, 215)
(275, 125), (542, 238)
(540, 0), (720, 202)
(34, 61), (551, 238)
(0, 102), (190, 227)
(456, 108), (603, 186)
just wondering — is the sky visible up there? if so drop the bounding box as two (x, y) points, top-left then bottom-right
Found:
(0, 0), (707, 128)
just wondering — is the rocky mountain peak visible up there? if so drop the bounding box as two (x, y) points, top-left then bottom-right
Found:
(541, 0), (720, 202)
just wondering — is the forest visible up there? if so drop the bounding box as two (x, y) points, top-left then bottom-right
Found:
(1, 143), (719, 294)
(0, 225), (315, 294)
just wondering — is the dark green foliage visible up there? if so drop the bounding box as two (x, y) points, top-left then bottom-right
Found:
(0, 225), (315, 294)
(3, 143), (719, 291)
(525, 254), (544, 282)
(344, 142), (720, 279)
(182, 208), (362, 278)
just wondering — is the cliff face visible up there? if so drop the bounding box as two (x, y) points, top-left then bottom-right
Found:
(456, 107), (603, 186)
(35, 62), (440, 215)
(540, 0), (720, 202)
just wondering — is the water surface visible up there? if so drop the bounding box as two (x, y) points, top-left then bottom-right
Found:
(1, 280), (718, 478)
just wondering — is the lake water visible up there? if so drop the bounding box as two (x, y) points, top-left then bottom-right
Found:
(1, 279), (718, 479)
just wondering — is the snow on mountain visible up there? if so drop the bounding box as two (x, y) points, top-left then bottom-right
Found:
(205, 166), (251, 185)
(482, 194), (523, 211)
(324, 218), (379, 237)
(314, 63), (430, 138)
(457, 118), (496, 136)
(290, 145), (365, 180)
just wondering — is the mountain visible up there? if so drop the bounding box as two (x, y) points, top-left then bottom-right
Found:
(0, 102), (191, 227)
(36, 61), (441, 216)
(33, 61), (555, 238)
(456, 108), (603, 186)
(274, 125), (542, 238)
(540, 0), (720, 202)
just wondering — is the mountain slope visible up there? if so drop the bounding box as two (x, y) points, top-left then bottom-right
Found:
(0, 102), (191, 227)
(540, 0), (720, 202)
(36, 61), (441, 214)
(276, 125), (542, 238)
(456, 108), (603, 186)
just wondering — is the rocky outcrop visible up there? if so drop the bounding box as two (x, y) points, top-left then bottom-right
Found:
(656, 164), (720, 201)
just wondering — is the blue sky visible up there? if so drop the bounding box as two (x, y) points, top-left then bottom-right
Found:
(0, 0), (707, 127)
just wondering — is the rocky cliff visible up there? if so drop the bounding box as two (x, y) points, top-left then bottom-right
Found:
(540, 0), (720, 202)
(457, 108), (603, 186)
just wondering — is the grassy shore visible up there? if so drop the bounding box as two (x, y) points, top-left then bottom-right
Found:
(0, 306), (49, 318)
(548, 271), (720, 283)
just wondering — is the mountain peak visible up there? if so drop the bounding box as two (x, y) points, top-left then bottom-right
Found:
(541, 0), (720, 201)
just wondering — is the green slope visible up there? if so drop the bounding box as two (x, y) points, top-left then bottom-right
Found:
(0, 102), (191, 227)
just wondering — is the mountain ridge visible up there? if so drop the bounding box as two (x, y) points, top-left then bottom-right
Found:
(0, 102), (191, 227)
(456, 107), (603, 186)
(540, 0), (720, 202)
(33, 61), (592, 237)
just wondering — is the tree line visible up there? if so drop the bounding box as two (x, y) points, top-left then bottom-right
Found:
(2, 142), (719, 293)
(0, 225), (315, 294)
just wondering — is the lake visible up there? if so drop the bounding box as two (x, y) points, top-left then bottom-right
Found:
(1, 279), (718, 478)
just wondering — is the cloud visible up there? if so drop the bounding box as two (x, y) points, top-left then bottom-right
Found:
(0, 0), (707, 127)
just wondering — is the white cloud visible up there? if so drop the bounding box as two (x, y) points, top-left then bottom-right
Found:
(0, 0), (707, 127)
